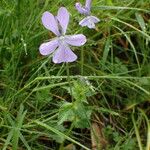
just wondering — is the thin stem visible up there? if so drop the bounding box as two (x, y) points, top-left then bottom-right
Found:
(66, 63), (73, 102)
(81, 46), (84, 75)
(132, 113), (143, 150)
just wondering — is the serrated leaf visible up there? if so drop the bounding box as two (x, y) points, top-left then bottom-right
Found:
(58, 102), (74, 125)
(64, 80), (94, 103)
(58, 101), (92, 128)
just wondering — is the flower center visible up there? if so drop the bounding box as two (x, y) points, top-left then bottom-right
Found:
(58, 36), (66, 46)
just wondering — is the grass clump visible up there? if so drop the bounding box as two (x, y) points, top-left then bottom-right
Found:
(0, 0), (150, 149)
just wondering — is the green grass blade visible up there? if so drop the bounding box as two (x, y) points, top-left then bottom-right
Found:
(2, 130), (13, 150)
(132, 113), (143, 150)
(12, 105), (27, 150)
(111, 17), (150, 40)
(138, 109), (150, 150)
(19, 133), (31, 150)
(135, 13), (146, 32)
(34, 120), (90, 150)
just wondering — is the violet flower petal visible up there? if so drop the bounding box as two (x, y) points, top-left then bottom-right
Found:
(39, 39), (58, 56)
(79, 16), (100, 29)
(75, 3), (89, 15)
(90, 16), (100, 23)
(65, 34), (86, 46)
(42, 11), (60, 36)
(53, 44), (77, 63)
(85, 0), (92, 10)
(79, 17), (95, 28)
(57, 7), (69, 34)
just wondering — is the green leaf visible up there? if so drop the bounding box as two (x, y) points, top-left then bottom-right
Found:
(58, 101), (91, 128)
(64, 80), (95, 103)
(58, 102), (74, 125)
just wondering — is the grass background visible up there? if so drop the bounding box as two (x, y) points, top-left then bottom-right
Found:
(0, 0), (150, 149)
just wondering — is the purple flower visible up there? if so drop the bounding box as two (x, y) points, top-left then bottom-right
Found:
(75, 0), (100, 29)
(39, 7), (87, 63)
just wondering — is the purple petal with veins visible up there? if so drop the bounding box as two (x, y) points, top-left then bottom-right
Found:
(52, 44), (77, 63)
(79, 16), (100, 29)
(65, 34), (86, 46)
(39, 39), (58, 56)
(75, 3), (90, 15)
(89, 16), (100, 23)
(42, 11), (60, 36)
(57, 7), (69, 34)
(85, 0), (92, 10)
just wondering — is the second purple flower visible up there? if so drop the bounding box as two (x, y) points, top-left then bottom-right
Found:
(75, 0), (100, 29)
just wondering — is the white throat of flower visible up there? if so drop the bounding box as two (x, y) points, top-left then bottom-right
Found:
(58, 36), (67, 46)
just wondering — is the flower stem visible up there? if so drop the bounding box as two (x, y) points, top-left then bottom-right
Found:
(66, 63), (73, 102)
(81, 47), (84, 75)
